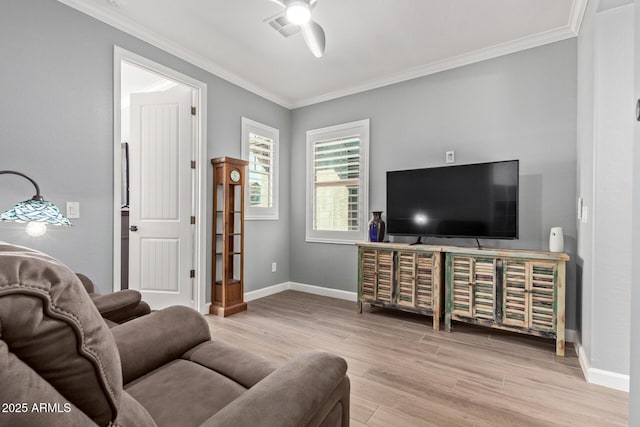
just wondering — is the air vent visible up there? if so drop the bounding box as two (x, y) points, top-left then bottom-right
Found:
(265, 13), (300, 38)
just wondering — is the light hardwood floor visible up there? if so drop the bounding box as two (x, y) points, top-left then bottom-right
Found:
(204, 291), (628, 426)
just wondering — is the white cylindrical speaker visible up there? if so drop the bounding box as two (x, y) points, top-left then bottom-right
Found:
(549, 227), (564, 252)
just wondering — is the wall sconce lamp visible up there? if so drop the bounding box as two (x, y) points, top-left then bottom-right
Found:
(0, 170), (71, 236)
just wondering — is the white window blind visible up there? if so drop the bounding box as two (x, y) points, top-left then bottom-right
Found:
(248, 133), (274, 209)
(241, 118), (279, 220)
(306, 119), (369, 244)
(313, 136), (361, 232)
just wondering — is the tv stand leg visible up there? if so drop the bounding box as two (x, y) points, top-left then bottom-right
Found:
(556, 337), (565, 357)
(445, 313), (452, 332)
(475, 238), (482, 249)
(410, 236), (424, 246)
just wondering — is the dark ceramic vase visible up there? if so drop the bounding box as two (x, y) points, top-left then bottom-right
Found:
(368, 211), (385, 242)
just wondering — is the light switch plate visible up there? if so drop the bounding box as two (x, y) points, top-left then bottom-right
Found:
(577, 197), (583, 220)
(66, 202), (80, 219)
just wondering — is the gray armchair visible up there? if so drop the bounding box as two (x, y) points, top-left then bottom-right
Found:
(0, 242), (350, 427)
(76, 273), (151, 325)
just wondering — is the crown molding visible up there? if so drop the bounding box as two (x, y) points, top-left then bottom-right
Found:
(291, 24), (582, 108)
(293, 0), (588, 107)
(58, 0), (587, 111)
(57, 0), (294, 109)
(569, 0), (589, 34)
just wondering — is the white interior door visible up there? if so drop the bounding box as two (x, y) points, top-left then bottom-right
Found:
(129, 86), (193, 309)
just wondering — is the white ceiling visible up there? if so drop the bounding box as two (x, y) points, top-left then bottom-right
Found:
(60, 0), (587, 109)
(120, 62), (178, 108)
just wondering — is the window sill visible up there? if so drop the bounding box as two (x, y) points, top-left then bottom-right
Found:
(305, 237), (360, 245)
(246, 216), (279, 221)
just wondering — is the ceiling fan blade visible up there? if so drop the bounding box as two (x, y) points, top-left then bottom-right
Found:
(270, 0), (314, 8)
(301, 19), (325, 58)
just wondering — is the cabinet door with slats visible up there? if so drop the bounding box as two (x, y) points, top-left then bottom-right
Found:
(375, 250), (394, 303)
(502, 259), (529, 327)
(451, 256), (473, 316)
(360, 248), (377, 302)
(472, 257), (496, 320)
(415, 253), (434, 309)
(529, 262), (556, 332)
(396, 251), (416, 306)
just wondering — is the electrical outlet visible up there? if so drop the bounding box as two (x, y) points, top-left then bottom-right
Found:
(66, 202), (80, 219)
(446, 151), (455, 163)
(271, 262), (277, 273)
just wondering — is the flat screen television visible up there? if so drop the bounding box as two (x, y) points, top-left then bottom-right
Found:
(386, 160), (519, 240)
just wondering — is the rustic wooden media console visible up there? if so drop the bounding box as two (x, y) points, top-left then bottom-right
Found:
(444, 246), (569, 356)
(357, 242), (445, 330)
(356, 242), (569, 356)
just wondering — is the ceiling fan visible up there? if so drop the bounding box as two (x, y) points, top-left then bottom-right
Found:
(268, 0), (326, 58)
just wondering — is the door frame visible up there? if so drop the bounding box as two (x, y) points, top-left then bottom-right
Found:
(113, 46), (208, 313)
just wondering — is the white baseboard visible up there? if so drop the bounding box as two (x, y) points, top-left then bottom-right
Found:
(201, 303), (210, 315)
(203, 283), (289, 311)
(244, 282), (290, 302)
(288, 282), (357, 301)
(574, 334), (629, 392)
(244, 281), (357, 302)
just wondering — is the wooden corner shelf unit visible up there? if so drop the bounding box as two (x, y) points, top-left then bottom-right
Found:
(356, 242), (569, 356)
(210, 157), (248, 317)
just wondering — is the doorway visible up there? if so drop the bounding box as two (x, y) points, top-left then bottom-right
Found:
(113, 47), (207, 312)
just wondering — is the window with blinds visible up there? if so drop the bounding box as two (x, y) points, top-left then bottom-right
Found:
(248, 133), (274, 208)
(313, 136), (361, 232)
(241, 118), (279, 220)
(306, 119), (369, 244)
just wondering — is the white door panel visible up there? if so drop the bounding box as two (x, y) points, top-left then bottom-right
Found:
(129, 86), (193, 309)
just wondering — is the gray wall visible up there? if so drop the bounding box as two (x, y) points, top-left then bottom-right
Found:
(629, 0), (640, 421)
(290, 40), (578, 329)
(592, 3), (633, 377)
(0, 0), (291, 295)
(576, 0), (634, 377)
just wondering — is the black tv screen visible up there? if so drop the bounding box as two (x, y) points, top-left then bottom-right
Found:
(386, 160), (519, 239)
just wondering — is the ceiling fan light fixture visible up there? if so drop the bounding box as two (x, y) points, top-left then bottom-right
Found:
(286, 0), (311, 25)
